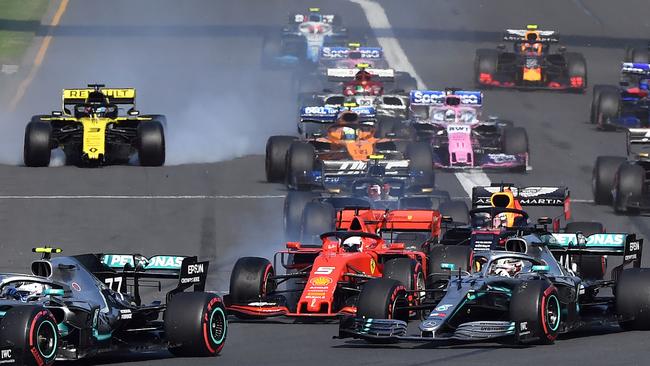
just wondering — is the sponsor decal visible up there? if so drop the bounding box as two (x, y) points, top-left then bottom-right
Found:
(421, 320), (438, 328)
(552, 233), (625, 247)
(314, 266), (336, 275)
(435, 304), (453, 311)
(429, 312), (446, 318)
(310, 277), (332, 286)
(71, 282), (81, 292)
(370, 259), (376, 274)
(119, 309), (132, 320)
(247, 301), (278, 307)
(447, 125), (471, 133)
(187, 263), (205, 275)
(0, 348), (13, 363)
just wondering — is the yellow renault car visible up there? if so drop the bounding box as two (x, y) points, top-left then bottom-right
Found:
(24, 84), (165, 167)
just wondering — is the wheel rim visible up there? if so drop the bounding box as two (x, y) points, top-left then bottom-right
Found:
(545, 294), (561, 332)
(208, 307), (227, 345)
(36, 320), (57, 359)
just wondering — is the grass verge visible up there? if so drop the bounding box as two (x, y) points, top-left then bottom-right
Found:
(0, 0), (49, 64)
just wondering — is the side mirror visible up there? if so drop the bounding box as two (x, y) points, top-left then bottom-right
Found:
(310, 132), (323, 138)
(63, 108), (71, 115)
(441, 215), (453, 223)
(537, 217), (552, 225)
(440, 263), (456, 270)
(385, 132), (396, 138)
(128, 109), (140, 116)
(531, 265), (550, 272)
(389, 243), (405, 250)
(558, 46), (567, 52)
(44, 288), (65, 296)
(497, 44), (506, 50)
(51, 111), (62, 117)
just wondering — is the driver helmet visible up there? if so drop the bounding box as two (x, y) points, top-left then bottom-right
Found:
(342, 236), (363, 252)
(444, 109), (456, 122)
(471, 212), (491, 229)
(492, 212), (508, 229)
(341, 126), (357, 140)
(368, 184), (382, 201)
(355, 69), (372, 82)
(491, 258), (524, 277)
(354, 84), (366, 94)
(17, 282), (47, 297)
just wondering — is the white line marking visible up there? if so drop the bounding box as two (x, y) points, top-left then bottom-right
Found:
(0, 195), (285, 200)
(350, 0), (492, 197)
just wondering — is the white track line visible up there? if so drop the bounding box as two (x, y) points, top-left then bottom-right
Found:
(0, 195), (285, 199)
(350, 0), (492, 197)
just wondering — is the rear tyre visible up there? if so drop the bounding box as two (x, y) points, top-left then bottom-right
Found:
(265, 136), (296, 182)
(438, 200), (470, 224)
(284, 190), (319, 240)
(502, 127), (529, 155)
(0, 306), (58, 366)
(165, 292), (227, 356)
(357, 278), (409, 322)
(565, 221), (606, 280)
(261, 34), (281, 68)
(590, 85), (617, 125)
(228, 257), (275, 305)
(564, 52), (587, 92)
(406, 142), (434, 187)
(286, 142), (315, 188)
(510, 280), (560, 344)
(616, 268), (650, 330)
(300, 201), (335, 240)
(624, 47), (650, 63)
(592, 156), (626, 205)
(614, 163), (645, 214)
(24, 121), (52, 167)
(595, 90), (620, 130)
(475, 49), (499, 87)
(137, 121), (165, 166)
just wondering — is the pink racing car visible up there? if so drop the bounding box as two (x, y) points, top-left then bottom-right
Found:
(409, 89), (529, 172)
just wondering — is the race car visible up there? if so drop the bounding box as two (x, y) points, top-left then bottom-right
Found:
(298, 95), (410, 138)
(0, 247), (225, 365)
(225, 212), (428, 319)
(408, 89), (529, 171)
(338, 221), (648, 345)
(624, 44), (650, 63)
(592, 128), (650, 213)
(591, 63), (650, 130)
(283, 177), (469, 240)
(475, 25), (586, 92)
(261, 8), (347, 67)
(266, 109), (434, 189)
(24, 84), (165, 167)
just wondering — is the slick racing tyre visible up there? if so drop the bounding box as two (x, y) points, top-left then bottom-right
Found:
(383, 258), (425, 317)
(594, 89), (620, 130)
(165, 292), (227, 356)
(438, 200), (470, 224)
(229, 257), (275, 306)
(265, 136), (297, 182)
(427, 244), (473, 290)
(502, 127), (529, 155)
(300, 201), (335, 240)
(284, 190), (319, 240)
(357, 278), (409, 323)
(624, 46), (650, 63)
(592, 156), (626, 205)
(406, 142), (434, 187)
(565, 221), (606, 280)
(24, 121), (52, 167)
(510, 280), (560, 344)
(137, 121), (165, 166)
(564, 52), (587, 92)
(590, 85), (617, 125)
(286, 142), (315, 188)
(616, 268), (650, 330)
(0, 306), (58, 366)
(614, 163), (645, 214)
(474, 49), (499, 87)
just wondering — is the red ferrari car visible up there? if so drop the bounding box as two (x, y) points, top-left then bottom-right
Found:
(225, 210), (436, 318)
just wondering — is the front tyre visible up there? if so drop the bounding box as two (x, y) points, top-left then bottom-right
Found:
(24, 121), (52, 167)
(165, 292), (227, 356)
(510, 280), (560, 344)
(0, 306), (58, 366)
(137, 121), (165, 166)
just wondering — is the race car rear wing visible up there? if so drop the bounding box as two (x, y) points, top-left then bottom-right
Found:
(471, 184), (570, 220)
(320, 46), (383, 60)
(99, 254), (209, 303)
(409, 90), (482, 106)
(300, 105), (376, 124)
(502, 28), (559, 43)
(290, 12), (337, 24)
(321, 159), (410, 178)
(548, 233), (642, 267)
(62, 87), (136, 107)
(621, 62), (650, 76)
(327, 67), (395, 80)
(626, 128), (650, 156)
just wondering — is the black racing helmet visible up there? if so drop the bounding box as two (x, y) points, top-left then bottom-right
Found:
(85, 90), (109, 105)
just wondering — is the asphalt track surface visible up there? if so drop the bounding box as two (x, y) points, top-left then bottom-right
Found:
(1, 0), (650, 365)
